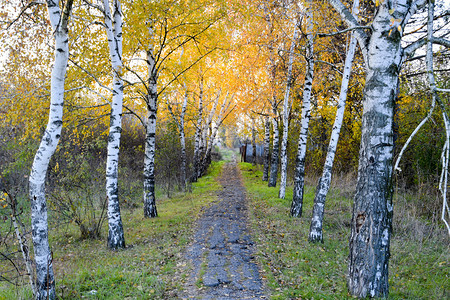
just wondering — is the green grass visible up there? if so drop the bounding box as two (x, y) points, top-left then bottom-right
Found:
(218, 147), (236, 162)
(239, 162), (449, 299)
(0, 161), (224, 300)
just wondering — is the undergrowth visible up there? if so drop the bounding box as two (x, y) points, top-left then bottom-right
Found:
(0, 161), (224, 299)
(239, 162), (449, 299)
(2, 151), (448, 299)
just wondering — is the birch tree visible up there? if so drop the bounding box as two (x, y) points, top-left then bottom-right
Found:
(166, 45), (190, 191)
(268, 101), (280, 187)
(131, 3), (223, 216)
(28, 0), (73, 298)
(143, 20), (158, 217)
(198, 89), (228, 176)
(278, 15), (300, 199)
(327, 0), (450, 296)
(251, 116), (257, 164)
(262, 114), (271, 181)
(192, 78), (204, 183)
(167, 88), (189, 191)
(262, 0), (282, 188)
(102, 0), (126, 249)
(425, 0), (450, 235)
(290, 5), (315, 216)
(308, 0), (359, 241)
(201, 92), (233, 174)
(394, 0), (450, 235)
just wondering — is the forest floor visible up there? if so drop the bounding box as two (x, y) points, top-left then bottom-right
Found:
(183, 157), (267, 299)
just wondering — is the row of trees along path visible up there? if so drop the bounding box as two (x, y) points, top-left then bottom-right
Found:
(184, 157), (266, 299)
(3, 0), (449, 299)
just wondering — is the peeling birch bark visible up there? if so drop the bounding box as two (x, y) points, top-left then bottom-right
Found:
(144, 22), (158, 218)
(326, 0), (428, 297)
(29, 1), (73, 298)
(103, 0), (125, 249)
(291, 7), (315, 217)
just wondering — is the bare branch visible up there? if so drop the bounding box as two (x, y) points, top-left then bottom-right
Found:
(81, 0), (105, 14)
(158, 47), (217, 96)
(318, 26), (370, 38)
(433, 37), (450, 48)
(4, 1), (43, 31)
(404, 37), (450, 59)
(68, 58), (113, 93)
(123, 105), (146, 128)
(326, 0), (369, 62)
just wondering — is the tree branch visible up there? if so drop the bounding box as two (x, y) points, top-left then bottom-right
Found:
(318, 26), (370, 38)
(68, 58), (113, 93)
(157, 47), (217, 96)
(326, 0), (369, 62)
(4, 1), (44, 31)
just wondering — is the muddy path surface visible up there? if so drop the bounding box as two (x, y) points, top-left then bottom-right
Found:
(183, 160), (266, 299)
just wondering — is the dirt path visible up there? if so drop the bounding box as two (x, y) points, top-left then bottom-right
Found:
(183, 159), (266, 299)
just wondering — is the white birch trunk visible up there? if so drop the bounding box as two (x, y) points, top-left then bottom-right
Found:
(268, 104), (280, 187)
(264, 5), (278, 186)
(439, 113), (450, 235)
(291, 9), (315, 216)
(179, 90), (188, 190)
(251, 117), (257, 164)
(279, 17), (300, 199)
(205, 94), (230, 168)
(262, 115), (271, 181)
(167, 88), (188, 190)
(332, 1), (406, 296)
(328, 0), (449, 296)
(143, 24), (158, 218)
(29, 1), (73, 298)
(198, 126), (207, 176)
(103, 0), (125, 249)
(200, 91), (221, 175)
(308, 0), (359, 241)
(192, 81), (203, 182)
